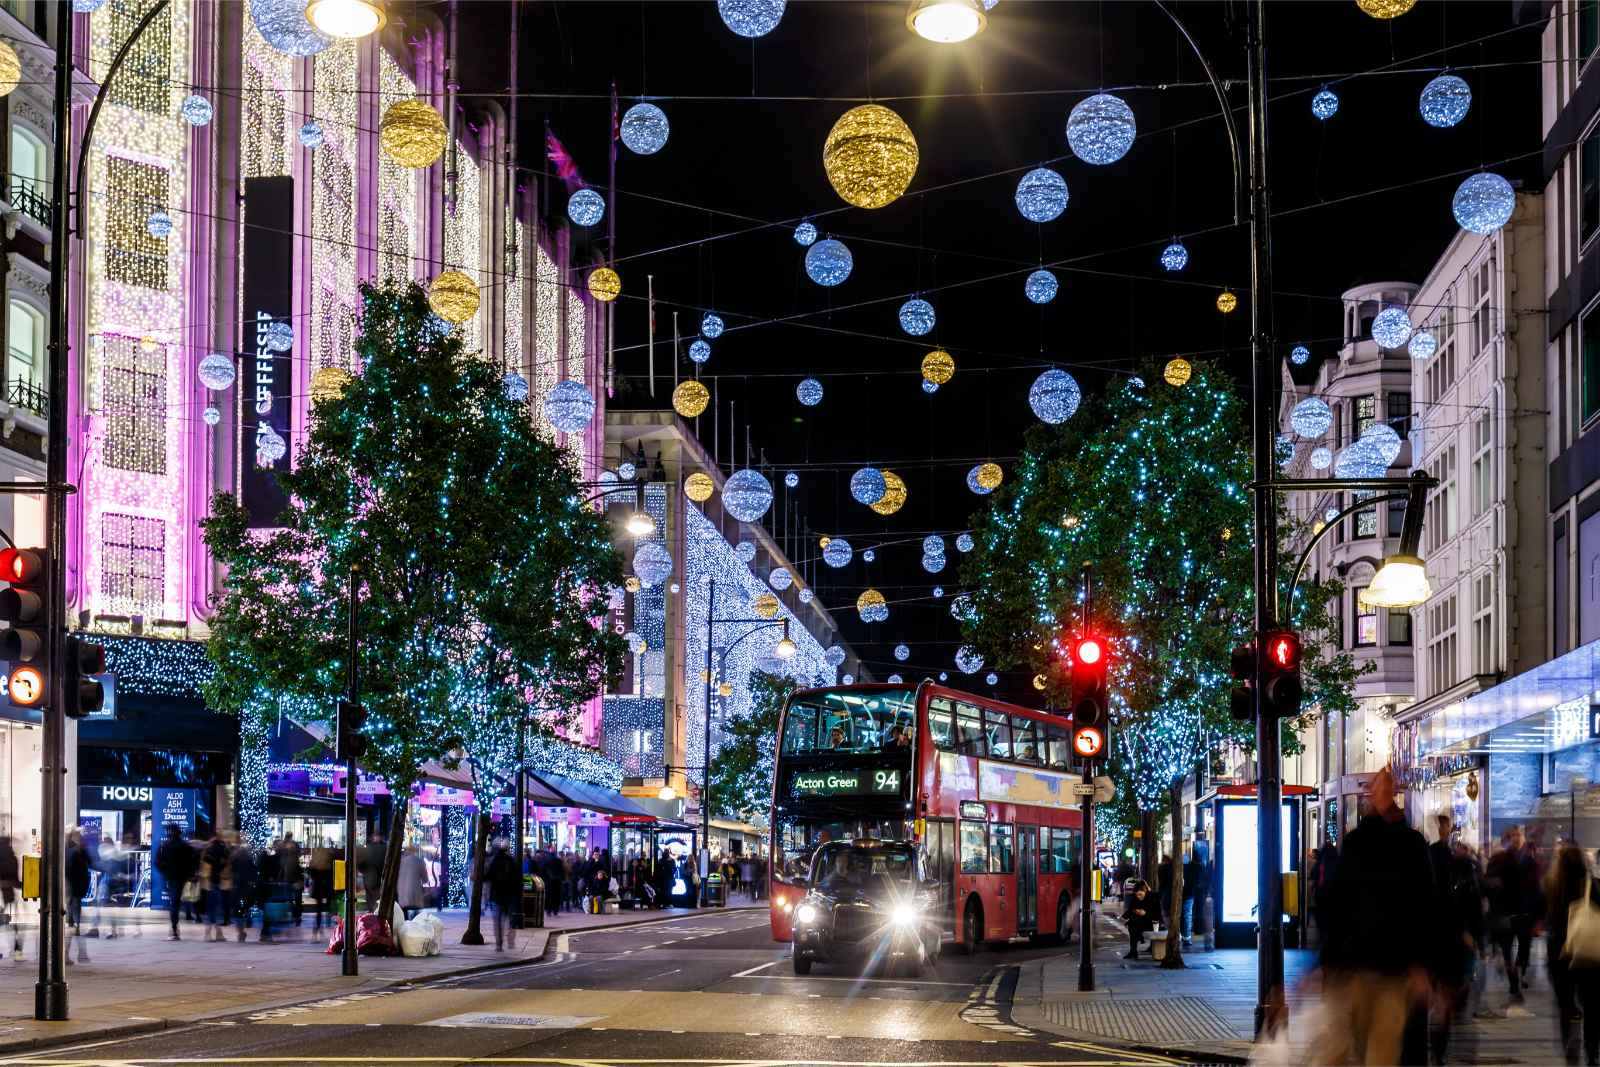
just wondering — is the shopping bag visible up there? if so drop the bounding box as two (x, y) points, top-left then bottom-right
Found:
(1566, 875), (1600, 967)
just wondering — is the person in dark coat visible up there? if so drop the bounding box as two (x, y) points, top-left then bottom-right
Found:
(64, 831), (90, 932)
(154, 824), (197, 941)
(542, 851), (565, 915)
(1427, 815), (1484, 1064)
(359, 834), (385, 912)
(227, 840), (258, 942)
(1121, 880), (1155, 959)
(1545, 842), (1600, 1067)
(1485, 825), (1541, 1001)
(1318, 767), (1436, 1065)
(200, 833), (230, 940)
(483, 839), (521, 951)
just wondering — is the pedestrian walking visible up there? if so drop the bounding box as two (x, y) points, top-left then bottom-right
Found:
(0, 835), (21, 959)
(1315, 766), (1434, 1065)
(484, 839), (519, 950)
(92, 833), (122, 939)
(1486, 825), (1541, 1000)
(280, 833), (304, 926)
(397, 845), (427, 920)
(227, 838), (258, 941)
(308, 839), (334, 933)
(359, 833), (385, 912)
(154, 826), (197, 940)
(1547, 842), (1600, 1066)
(64, 830), (90, 964)
(200, 832), (229, 941)
(1428, 814), (1485, 1064)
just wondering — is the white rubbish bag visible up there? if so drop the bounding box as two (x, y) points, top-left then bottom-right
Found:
(398, 910), (444, 957)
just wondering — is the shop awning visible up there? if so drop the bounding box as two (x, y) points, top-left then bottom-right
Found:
(531, 772), (656, 817)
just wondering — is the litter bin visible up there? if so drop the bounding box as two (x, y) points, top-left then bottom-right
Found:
(522, 874), (545, 928)
(702, 872), (726, 908)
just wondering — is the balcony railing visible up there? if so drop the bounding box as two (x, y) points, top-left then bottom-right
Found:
(7, 377), (47, 418)
(8, 179), (49, 229)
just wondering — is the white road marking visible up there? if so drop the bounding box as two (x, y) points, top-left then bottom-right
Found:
(728, 960), (781, 979)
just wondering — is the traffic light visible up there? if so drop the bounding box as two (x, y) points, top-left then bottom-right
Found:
(1068, 633), (1109, 760)
(1260, 628), (1304, 719)
(336, 698), (368, 762)
(65, 636), (106, 719)
(0, 548), (48, 708)
(1229, 641), (1255, 722)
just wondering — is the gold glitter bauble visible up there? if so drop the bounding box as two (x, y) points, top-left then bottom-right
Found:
(588, 267), (621, 302)
(869, 471), (907, 516)
(0, 43), (20, 99)
(717, 681), (734, 698)
(753, 592), (781, 619)
(625, 576), (642, 594)
(427, 270), (479, 324)
(1356, 0), (1415, 17)
(819, 536), (832, 549)
(309, 366), (353, 404)
(672, 379), (710, 418)
(822, 104), (919, 210)
(921, 349), (955, 385)
(1164, 357), (1193, 387)
(379, 99), (447, 169)
(1216, 290), (1238, 314)
(1032, 674), (1047, 691)
(1221, 527), (1233, 541)
(684, 472), (715, 502)
(856, 588), (887, 616)
(975, 462), (1003, 491)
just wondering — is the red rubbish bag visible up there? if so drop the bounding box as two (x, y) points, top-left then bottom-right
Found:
(355, 912), (396, 956)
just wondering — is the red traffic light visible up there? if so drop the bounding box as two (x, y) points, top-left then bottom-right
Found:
(1074, 637), (1103, 666)
(0, 548), (41, 584)
(1072, 725), (1105, 758)
(1266, 631), (1300, 670)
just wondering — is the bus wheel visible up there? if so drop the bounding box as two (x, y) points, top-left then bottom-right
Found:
(794, 953), (813, 975)
(1056, 898), (1071, 945)
(961, 901), (983, 955)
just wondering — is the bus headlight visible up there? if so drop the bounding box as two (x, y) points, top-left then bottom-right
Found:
(891, 902), (917, 927)
(796, 903), (818, 925)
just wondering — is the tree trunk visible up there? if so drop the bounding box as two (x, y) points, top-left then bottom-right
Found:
(1140, 810), (1158, 885)
(460, 811), (491, 945)
(1161, 778), (1187, 969)
(375, 794), (410, 923)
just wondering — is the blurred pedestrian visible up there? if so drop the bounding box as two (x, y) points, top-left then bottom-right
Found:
(397, 845), (426, 920)
(0, 835), (21, 958)
(308, 839), (334, 933)
(1316, 766), (1434, 1065)
(1547, 842), (1600, 1066)
(1122, 880), (1154, 959)
(226, 837), (257, 942)
(1428, 814), (1484, 1064)
(200, 832), (229, 941)
(1486, 826), (1541, 1001)
(280, 833), (304, 926)
(92, 833), (122, 939)
(64, 830), (89, 963)
(484, 839), (519, 950)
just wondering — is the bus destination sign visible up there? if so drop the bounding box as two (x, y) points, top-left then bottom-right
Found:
(789, 768), (902, 799)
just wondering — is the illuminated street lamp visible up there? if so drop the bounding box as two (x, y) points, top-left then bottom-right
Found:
(657, 783), (677, 802)
(305, 0), (387, 38)
(906, 0), (986, 43)
(1360, 554), (1431, 610)
(625, 509), (656, 538)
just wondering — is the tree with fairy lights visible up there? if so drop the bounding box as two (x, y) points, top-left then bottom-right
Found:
(203, 280), (625, 943)
(960, 361), (1362, 969)
(709, 671), (798, 821)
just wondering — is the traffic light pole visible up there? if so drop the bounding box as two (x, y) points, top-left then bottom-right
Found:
(1077, 564), (1094, 992)
(1245, 0), (1286, 1038)
(342, 565), (360, 978)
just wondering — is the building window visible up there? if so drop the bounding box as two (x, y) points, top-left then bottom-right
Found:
(1428, 595), (1459, 697)
(1426, 446), (1457, 551)
(1386, 391), (1412, 438)
(1354, 589), (1378, 647)
(6, 299), (44, 402)
(8, 126), (45, 216)
(1586, 0), (1600, 65)
(1585, 300), (1600, 426)
(1355, 491), (1378, 539)
(101, 334), (166, 475)
(1471, 256), (1494, 358)
(1388, 608), (1412, 646)
(100, 512), (164, 614)
(108, 0), (172, 115)
(1387, 497), (1407, 538)
(1472, 571), (1495, 676)
(1428, 304), (1456, 403)
(1353, 395), (1376, 439)
(105, 157), (170, 290)
(1471, 410), (1493, 518)
(630, 729), (653, 755)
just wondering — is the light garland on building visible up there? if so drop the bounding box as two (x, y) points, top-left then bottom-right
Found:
(378, 48), (420, 284)
(312, 38), (360, 372)
(443, 138), (483, 352)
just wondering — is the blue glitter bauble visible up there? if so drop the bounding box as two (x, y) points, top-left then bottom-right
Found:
(967, 466), (994, 495)
(265, 321), (293, 352)
(1408, 330), (1437, 360)
(805, 238), (852, 286)
(894, 644), (910, 662)
(985, 672), (998, 686)
(799, 589), (814, 604)
(922, 379), (939, 394)
(1290, 397), (1332, 438)
(823, 539), (853, 568)
(722, 469), (774, 523)
(939, 672), (948, 682)
(632, 541), (673, 587)
(1311, 89), (1339, 121)
(1029, 369), (1081, 424)
(1160, 242), (1189, 272)
(146, 211), (173, 238)
(1453, 172), (1515, 235)
(888, 673), (902, 684)
(1067, 93), (1135, 165)
(850, 468), (887, 506)
(842, 673), (856, 684)
(202, 405), (221, 426)
(899, 298), (936, 336)
(197, 353), (236, 390)
(735, 541), (757, 563)
(250, 0), (331, 57)
(955, 646), (984, 674)
(1025, 270), (1058, 304)
(1371, 306), (1413, 349)
(796, 377), (823, 406)
(923, 535), (945, 557)
(1363, 423), (1403, 466)
(863, 549), (875, 563)
(793, 221), (817, 246)
(769, 567), (793, 590)
(502, 372), (529, 402)
(180, 94), (214, 126)
(718, 0), (785, 38)
(567, 188), (605, 227)
(72, 0), (106, 10)
(617, 462), (637, 481)
(785, 471), (799, 488)
(922, 553), (945, 574)
(950, 594), (975, 622)
(546, 379), (596, 433)
(931, 585), (943, 598)
(1419, 74), (1471, 128)
(298, 120), (325, 148)
(701, 312), (725, 339)
(1015, 167), (1068, 223)
(1335, 436), (1389, 479)
(1311, 446), (1332, 470)
(620, 102), (670, 155)
(689, 339), (711, 363)
(957, 533), (974, 553)
(1290, 344), (1311, 365)
(824, 645), (847, 668)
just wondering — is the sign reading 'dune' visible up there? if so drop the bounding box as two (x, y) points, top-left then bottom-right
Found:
(788, 767), (902, 799)
(240, 175), (295, 528)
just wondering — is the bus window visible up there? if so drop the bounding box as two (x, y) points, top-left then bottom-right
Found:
(1049, 828), (1075, 873)
(984, 710), (1012, 759)
(927, 698), (955, 749)
(955, 703), (986, 756)
(782, 705), (819, 754)
(1011, 716), (1041, 765)
(1043, 721), (1071, 770)
(988, 823), (1014, 874)
(959, 820), (988, 873)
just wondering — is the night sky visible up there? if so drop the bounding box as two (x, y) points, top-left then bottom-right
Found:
(458, 0), (1540, 698)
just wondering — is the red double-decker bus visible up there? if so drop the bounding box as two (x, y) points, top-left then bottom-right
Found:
(769, 682), (1084, 953)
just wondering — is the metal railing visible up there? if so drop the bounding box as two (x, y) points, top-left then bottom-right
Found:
(7, 377), (47, 418)
(8, 178), (49, 229)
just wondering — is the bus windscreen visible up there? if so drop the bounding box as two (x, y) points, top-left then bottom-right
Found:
(780, 688), (918, 755)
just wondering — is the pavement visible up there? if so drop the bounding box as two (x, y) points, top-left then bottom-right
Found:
(1011, 907), (1570, 1065)
(0, 896), (763, 1056)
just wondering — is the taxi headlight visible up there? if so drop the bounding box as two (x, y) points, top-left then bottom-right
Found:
(891, 902), (917, 927)
(796, 902), (819, 925)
